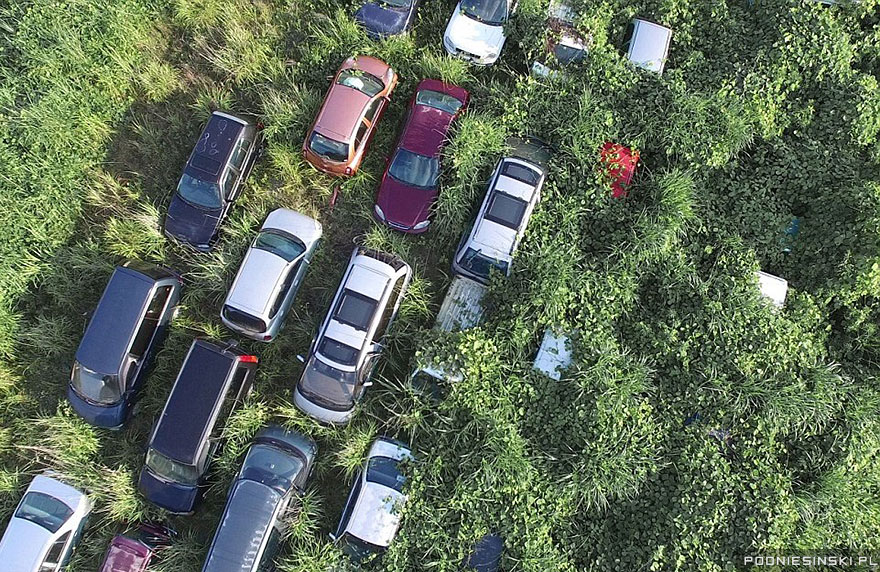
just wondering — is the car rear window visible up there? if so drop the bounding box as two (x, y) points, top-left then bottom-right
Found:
(223, 305), (268, 333)
(416, 89), (464, 115)
(309, 132), (349, 163)
(336, 69), (385, 97)
(366, 456), (406, 492)
(485, 192), (528, 230)
(333, 290), (379, 331)
(15, 492), (73, 533)
(254, 229), (306, 262)
(500, 162), (541, 185)
(319, 338), (360, 366)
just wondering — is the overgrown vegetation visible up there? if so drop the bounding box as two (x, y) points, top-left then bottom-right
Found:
(1, 0), (879, 570)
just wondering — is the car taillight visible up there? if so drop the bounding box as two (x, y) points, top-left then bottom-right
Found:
(344, 166), (353, 175)
(262, 334), (273, 341)
(240, 355), (259, 363)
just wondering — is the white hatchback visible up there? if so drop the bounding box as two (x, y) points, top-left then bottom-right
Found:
(443, 0), (515, 66)
(0, 473), (92, 572)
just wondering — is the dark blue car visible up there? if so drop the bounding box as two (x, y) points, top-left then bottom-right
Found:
(68, 262), (182, 429)
(138, 339), (258, 514)
(165, 111), (263, 252)
(354, 0), (421, 38)
(464, 533), (503, 572)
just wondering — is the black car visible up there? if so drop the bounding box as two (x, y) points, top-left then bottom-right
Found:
(354, 0), (422, 38)
(138, 339), (258, 514)
(165, 111), (263, 251)
(201, 426), (318, 572)
(68, 262), (182, 429)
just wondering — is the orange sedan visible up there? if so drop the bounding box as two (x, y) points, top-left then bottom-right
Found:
(302, 56), (399, 176)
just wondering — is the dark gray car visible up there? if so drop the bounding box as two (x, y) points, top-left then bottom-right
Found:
(202, 426), (318, 572)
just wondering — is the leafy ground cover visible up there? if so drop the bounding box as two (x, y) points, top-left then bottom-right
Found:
(1, 0), (879, 570)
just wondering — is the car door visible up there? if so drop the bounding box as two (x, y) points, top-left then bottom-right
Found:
(360, 97), (385, 153)
(40, 531), (70, 571)
(124, 285), (173, 395)
(228, 136), (253, 196)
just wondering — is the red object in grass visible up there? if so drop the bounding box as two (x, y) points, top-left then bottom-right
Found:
(600, 142), (639, 199)
(239, 355), (259, 364)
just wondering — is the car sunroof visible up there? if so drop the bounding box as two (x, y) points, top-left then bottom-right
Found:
(485, 192), (527, 230)
(333, 290), (378, 331)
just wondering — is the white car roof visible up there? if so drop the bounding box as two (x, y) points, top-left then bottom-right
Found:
(533, 328), (573, 380)
(628, 19), (672, 74)
(757, 271), (788, 308)
(264, 208), (323, 244)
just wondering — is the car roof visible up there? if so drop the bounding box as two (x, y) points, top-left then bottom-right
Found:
(399, 102), (457, 158)
(151, 340), (237, 463)
(465, 534), (504, 572)
(263, 208), (322, 244)
(225, 248), (289, 317)
(202, 480), (281, 572)
(628, 19), (672, 73)
(102, 536), (150, 572)
(470, 158), (541, 257)
(185, 112), (246, 182)
(313, 77), (372, 143)
(75, 266), (154, 375)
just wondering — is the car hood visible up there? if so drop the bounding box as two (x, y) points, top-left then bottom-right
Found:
(376, 174), (436, 229)
(138, 468), (199, 514)
(355, 2), (409, 36)
(444, 7), (506, 58)
(0, 519), (52, 570)
(165, 193), (222, 246)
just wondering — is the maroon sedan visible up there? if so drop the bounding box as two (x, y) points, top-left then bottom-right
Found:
(373, 79), (469, 233)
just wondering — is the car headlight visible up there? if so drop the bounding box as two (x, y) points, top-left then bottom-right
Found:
(374, 204), (386, 221)
(413, 220), (430, 230)
(443, 35), (455, 53)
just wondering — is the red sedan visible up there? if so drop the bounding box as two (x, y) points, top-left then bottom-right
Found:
(373, 79), (469, 233)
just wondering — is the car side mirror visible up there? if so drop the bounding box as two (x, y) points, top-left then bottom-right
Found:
(329, 532), (337, 542)
(363, 381), (374, 388)
(296, 354), (305, 363)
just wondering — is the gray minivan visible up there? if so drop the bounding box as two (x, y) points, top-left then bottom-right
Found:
(202, 426), (317, 572)
(68, 262), (182, 429)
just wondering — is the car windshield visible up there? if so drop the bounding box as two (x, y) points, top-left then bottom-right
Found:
(554, 42), (587, 64)
(146, 448), (200, 485)
(177, 173), (222, 209)
(339, 532), (384, 563)
(376, 0), (411, 7)
(501, 161), (541, 185)
(333, 290), (379, 331)
(309, 132), (349, 163)
(366, 456), (406, 492)
(254, 229), (306, 262)
(71, 361), (122, 405)
(461, 0), (507, 25)
(15, 492), (73, 533)
(319, 337), (360, 366)
(389, 149), (440, 189)
(300, 357), (359, 410)
(336, 70), (385, 97)
(416, 89), (464, 115)
(458, 247), (509, 280)
(241, 444), (304, 490)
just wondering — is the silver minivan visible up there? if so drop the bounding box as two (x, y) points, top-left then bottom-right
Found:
(221, 208), (322, 341)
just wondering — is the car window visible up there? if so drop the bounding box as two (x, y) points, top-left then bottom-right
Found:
(500, 161), (541, 185)
(484, 192), (528, 230)
(318, 338), (360, 366)
(269, 262), (299, 319)
(177, 173), (222, 209)
(458, 247), (509, 281)
(333, 290), (379, 331)
(416, 89), (464, 115)
(366, 456), (406, 492)
(254, 229), (306, 262)
(373, 274), (405, 340)
(146, 285), (172, 319)
(336, 70), (385, 97)
(230, 362), (250, 405)
(220, 169), (233, 199)
(309, 131), (350, 163)
(223, 305), (268, 333)
(241, 444), (305, 491)
(461, 0), (508, 25)
(622, 21), (635, 52)
(42, 531), (70, 568)
(258, 526), (282, 572)
(363, 97), (383, 124)
(388, 149), (439, 189)
(71, 361), (122, 405)
(354, 120), (369, 149)
(15, 492), (73, 533)
(338, 475), (363, 533)
(146, 448), (200, 484)
(130, 285), (172, 358)
(230, 138), (251, 170)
